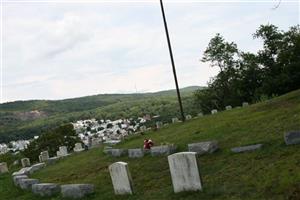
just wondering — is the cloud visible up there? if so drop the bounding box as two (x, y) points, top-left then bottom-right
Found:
(2, 1), (298, 102)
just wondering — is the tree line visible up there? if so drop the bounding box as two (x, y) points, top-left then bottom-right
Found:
(194, 24), (300, 113)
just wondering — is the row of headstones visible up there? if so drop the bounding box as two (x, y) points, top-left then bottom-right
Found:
(211, 102), (249, 115)
(108, 130), (300, 195)
(11, 163), (94, 199)
(170, 102), (250, 123)
(110, 152), (202, 195)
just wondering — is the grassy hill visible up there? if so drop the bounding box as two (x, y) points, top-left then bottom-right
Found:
(1, 89), (300, 200)
(0, 86), (203, 143)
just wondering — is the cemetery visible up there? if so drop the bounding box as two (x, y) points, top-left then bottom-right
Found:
(1, 90), (300, 200)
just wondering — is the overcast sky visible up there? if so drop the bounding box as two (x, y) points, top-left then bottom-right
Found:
(1, 0), (299, 102)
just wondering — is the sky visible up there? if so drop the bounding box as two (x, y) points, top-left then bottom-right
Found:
(1, 0), (299, 102)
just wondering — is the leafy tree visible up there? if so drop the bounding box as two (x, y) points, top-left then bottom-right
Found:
(23, 124), (80, 162)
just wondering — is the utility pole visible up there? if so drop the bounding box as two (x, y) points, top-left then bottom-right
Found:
(159, 0), (185, 122)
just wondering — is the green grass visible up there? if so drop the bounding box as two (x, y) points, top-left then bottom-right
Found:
(1, 89), (300, 200)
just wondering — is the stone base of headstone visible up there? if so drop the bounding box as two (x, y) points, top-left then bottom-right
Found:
(110, 149), (127, 157)
(188, 141), (219, 155)
(19, 178), (40, 190)
(13, 175), (28, 186)
(61, 184), (94, 199)
(225, 105), (232, 110)
(128, 149), (144, 158)
(47, 157), (60, 165)
(151, 145), (177, 156)
(32, 183), (60, 197)
(231, 144), (263, 153)
(211, 109), (218, 114)
(284, 131), (300, 145)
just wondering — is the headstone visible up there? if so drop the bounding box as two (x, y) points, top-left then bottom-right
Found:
(172, 117), (179, 123)
(128, 148), (144, 158)
(47, 157), (59, 165)
(225, 105), (232, 110)
(140, 125), (147, 132)
(21, 158), (31, 168)
(156, 121), (163, 129)
(19, 178), (40, 190)
(188, 141), (219, 155)
(0, 162), (8, 174)
(32, 183), (60, 197)
(109, 162), (133, 195)
(61, 184), (94, 199)
(284, 131), (300, 145)
(110, 149), (127, 157)
(168, 152), (202, 193)
(13, 175), (28, 186)
(13, 160), (19, 166)
(39, 155), (43, 163)
(185, 115), (192, 120)
(91, 138), (101, 148)
(242, 102), (249, 107)
(197, 113), (204, 117)
(231, 144), (263, 153)
(151, 145), (177, 156)
(73, 143), (84, 152)
(211, 109), (218, 115)
(58, 146), (68, 156)
(40, 151), (49, 162)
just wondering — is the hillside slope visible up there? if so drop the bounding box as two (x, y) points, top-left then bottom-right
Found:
(1, 89), (300, 200)
(0, 86), (203, 142)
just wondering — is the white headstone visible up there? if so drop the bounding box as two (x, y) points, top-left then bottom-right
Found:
(73, 143), (84, 152)
(242, 102), (249, 107)
(59, 146), (68, 156)
(21, 158), (31, 168)
(0, 162), (8, 174)
(168, 152), (202, 193)
(156, 121), (163, 129)
(109, 162), (133, 195)
(40, 151), (49, 162)
(211, 109), (218, 115)
(172, 117), (179, 123)
(225, 105), (232, 110)
(185, 115), (192, 120)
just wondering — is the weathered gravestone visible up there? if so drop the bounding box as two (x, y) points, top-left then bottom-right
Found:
(284, 131), (300, 145)
(197, 113), (204, 117)
(109, 162), (133, 195)
(140, 125), (147, 132)
(231, 144), (263, 153)
(13, 175), (28, 186)
(19, 178), (40, 190)
(172, 117), (179, 123)
(73, 143), (84, 152)
(225, 105), (232, 110)
(110, 149), (127, 157)
(242, 102), (249, 107)
(21, 158), (31, 168)
(32, 183), (60, 197)
(0, 162), (8, 174)
(188, 141), (219, 155)
(168, 152), (202, 193)
(47, 157), (60, 165)
(151, 145), (177, 156)
(128, 148), (144, 158)
(156, 121), (163, 129)
(57, 146), (68, 157)
(185, 115), (192, 120)
(39, 151), (49, 162)
(61, 184), (94, 199)
(211, 109), (218, 114)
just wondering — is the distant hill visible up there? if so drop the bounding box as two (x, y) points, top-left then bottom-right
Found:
(0, 86), (204, 143)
